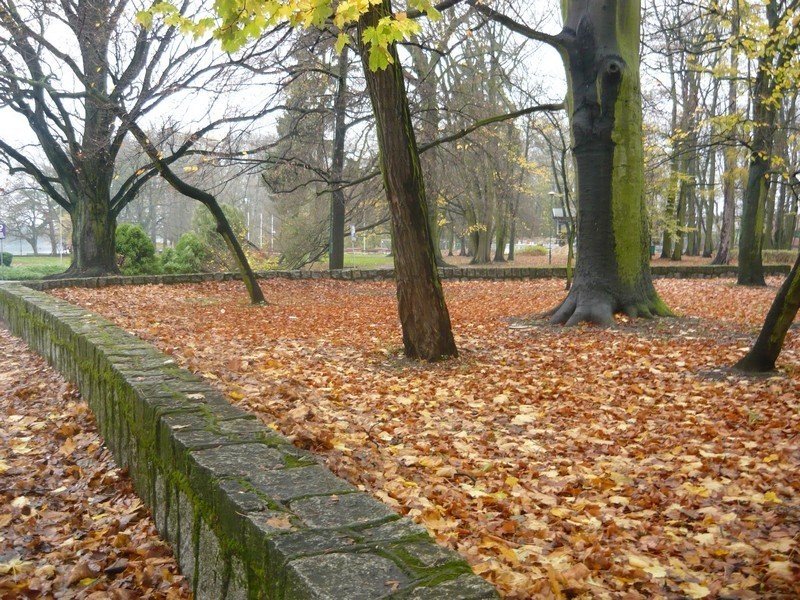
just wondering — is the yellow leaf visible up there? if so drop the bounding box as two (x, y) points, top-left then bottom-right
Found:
(680, 582), (711, 598)
(644, 565), (667, 578)
(58, 437), (77, 456)
(264, 515), (293, 530)
(628, 554), (651, 569)
(768, 560), (794, 580)
(763, 453), (779, 463)
(0, 555), (33, 576)
(763, 491), (782, 504)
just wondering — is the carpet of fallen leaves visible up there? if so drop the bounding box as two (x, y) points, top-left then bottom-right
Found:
(0, 327), (192, 600)
(52, 277), (800, 599)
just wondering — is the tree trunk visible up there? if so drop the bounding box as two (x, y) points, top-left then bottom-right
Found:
(409, 47), (447, 268)
(549, 0), (671, 325)
(713, 145), (737, 264)
(713, 34), (739, 265)
(703, 146), (717, 257)
(763, 173), (778, 250)
(738, 139), (770, 285)
(493, 192), (507, 263)
(329, 47), (349, 270)
(358, 0), (457, 361)
(661, 163), (678, 259)
(735, 250), (800, 372)
(63, 187), (118, 277)
(507, 209), (517, 261)
(125, 121), (266, 304)
(670, 178), (687, 261)
(737, 0), (797, 286)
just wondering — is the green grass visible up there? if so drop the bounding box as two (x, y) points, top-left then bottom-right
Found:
(0, 254), (69, 280)
(312, 253), (395, 270)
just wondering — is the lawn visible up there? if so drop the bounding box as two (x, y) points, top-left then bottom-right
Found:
(0, 255), (68, 280)
(52, 278), (800, 598)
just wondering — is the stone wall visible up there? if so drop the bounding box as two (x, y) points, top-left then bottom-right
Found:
(22, 263), (792, 292)
(0, 282), (498, 600)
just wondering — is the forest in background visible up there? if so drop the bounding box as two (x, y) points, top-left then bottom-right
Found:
(1, 0), (797, 272)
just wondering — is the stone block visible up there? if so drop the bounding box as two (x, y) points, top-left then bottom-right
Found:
(246, 465), (357, 503)
(284, 553), (409, 600)
(290, 492), (397, 530)
(196, 521), (226, 599)
(406, 574), (500, 600)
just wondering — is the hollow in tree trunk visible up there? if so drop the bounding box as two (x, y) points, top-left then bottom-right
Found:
(549, 0), (671, 325)
(357, 0), (457, 361)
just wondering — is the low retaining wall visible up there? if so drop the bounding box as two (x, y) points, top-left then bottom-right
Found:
(0, 282), (498, 600)
(20, 263), (792, 291)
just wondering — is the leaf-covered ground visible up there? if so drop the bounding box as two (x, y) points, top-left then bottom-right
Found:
(0, 327), (192, 600)
(52, 278), (800, 599)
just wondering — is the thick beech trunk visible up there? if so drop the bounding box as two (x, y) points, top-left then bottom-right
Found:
(64, 187), (119, 277)
(735, 251), (800, 372)
(358, 0), (457, 361)
(549, 0), (670, 325)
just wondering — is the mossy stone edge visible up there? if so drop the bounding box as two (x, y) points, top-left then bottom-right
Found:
(0, 282), (498, 600)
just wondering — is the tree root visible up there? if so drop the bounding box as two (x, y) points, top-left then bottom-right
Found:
(547, 288), (673, 326)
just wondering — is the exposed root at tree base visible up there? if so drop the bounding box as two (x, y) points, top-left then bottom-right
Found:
(546, 289), (674, 326)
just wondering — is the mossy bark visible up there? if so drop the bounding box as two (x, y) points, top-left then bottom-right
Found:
(549, 0), (671, 325)
(357, 0), (457, 361)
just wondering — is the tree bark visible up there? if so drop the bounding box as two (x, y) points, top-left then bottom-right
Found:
(125, 121), (266, 304)
(65, 187), (118, 276)
(712, 22), (740, 266)
(358, 0), (457, 361)
(548, 0), (671, 325)
(409, 44), (448, 267)
(735, 250), (800, 372)
(738, 0), (799, 285)
(738, 113), (771, 286)
(329, 46), (349, 270)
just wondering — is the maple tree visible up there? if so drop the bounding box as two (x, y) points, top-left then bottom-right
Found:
(144, 0), (456, 360)
(0, 328), (191, 599)
(53, 277), (800, 598)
